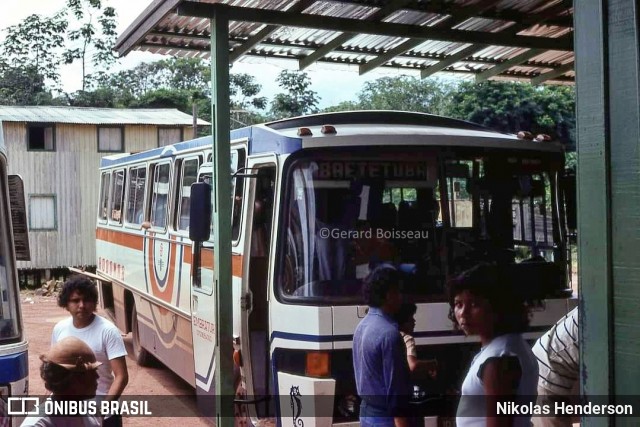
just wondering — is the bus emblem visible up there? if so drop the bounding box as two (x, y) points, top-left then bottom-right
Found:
(290, 386), (303, 427)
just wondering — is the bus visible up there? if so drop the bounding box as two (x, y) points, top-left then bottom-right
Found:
(93, 111), (576, 425)
(0, 121), (30, 424)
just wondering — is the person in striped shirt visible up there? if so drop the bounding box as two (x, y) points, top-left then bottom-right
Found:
(531, 307), (579, 427)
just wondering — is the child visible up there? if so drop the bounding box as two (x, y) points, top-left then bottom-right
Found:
(395, 302), (437, 379)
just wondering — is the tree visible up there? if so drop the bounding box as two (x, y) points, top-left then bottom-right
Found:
(323, 76), (453, 114)
(129, 89), (193, 111)
(63, 0), (119, 90)
(0, 64), (55, 105)
(446, 81), (576, 149)
(353, 76), (452, 114)
(230, 73), (267, 111)
(1, 12), (68, 88)
(269, 71), (320, 119)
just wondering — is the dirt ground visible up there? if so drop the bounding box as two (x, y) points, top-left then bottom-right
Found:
(19, 292), (213, 427)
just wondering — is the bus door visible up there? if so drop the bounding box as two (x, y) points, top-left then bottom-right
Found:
(188, 163), (217, 414)
(240, 156), (277, 420)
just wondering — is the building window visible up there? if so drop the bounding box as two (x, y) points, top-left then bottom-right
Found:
(29, 195), (57, 230)
(158, 127), (183, 147)
(27, 124), (55, 151)
(98, 127), (124, 152)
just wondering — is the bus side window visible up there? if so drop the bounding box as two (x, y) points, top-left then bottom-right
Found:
(98, 172), (110, 221)
(177, 158), (200, 231)
(150, 163), (171, 229)
(125, 166), (147, 224)
(231, 148), (246, 241)
(110, 169), (125, 224)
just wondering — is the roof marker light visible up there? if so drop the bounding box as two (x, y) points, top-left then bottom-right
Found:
(298, 127), (313, 137)
(517, 131), (534, 140)
(535, 134), (552, 142)
(321, 125), (337, 135)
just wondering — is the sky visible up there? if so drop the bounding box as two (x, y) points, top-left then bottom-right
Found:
(0, 0), (424, 109)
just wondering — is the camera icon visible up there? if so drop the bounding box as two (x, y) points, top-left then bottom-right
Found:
(7, 397), (39, 415)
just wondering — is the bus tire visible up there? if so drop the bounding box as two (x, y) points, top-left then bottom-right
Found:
(131, 303), (153, 366)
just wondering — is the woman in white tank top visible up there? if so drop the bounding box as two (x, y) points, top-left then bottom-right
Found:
(447, 263), (538, 427)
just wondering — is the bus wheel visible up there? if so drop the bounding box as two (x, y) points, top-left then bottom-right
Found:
(132, 303), (153, 366)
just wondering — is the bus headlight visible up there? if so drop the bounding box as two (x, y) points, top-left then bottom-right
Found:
(305, 351), (330, 378)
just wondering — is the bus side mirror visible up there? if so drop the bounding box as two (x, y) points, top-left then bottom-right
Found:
(562, 171), (577, 231)
(189, 182), (211, 242)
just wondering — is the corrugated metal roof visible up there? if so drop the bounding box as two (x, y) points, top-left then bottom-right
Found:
(115, 0), (574, 84)
(0, 106), (210, 126)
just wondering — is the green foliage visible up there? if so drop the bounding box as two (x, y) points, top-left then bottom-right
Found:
(1, 12), (68, 87)
(0, 65), (56, 105)
(63, 0), (119, 90)
(230, 73), (267, 110)
(65, 88), (114, 107)
(445, 81), (575, 149)
(323, 100), (361, 112)
(323, 76), (452, 114)
(357, 76), (452, 114)
(129, 89), (193, 111)
(269, 71), (320, 119)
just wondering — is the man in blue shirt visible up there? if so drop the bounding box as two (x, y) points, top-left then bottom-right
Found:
(353, 264), (411, 427)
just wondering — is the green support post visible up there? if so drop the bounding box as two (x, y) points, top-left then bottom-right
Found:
(575, 2), (612, 425)
(576, 0), (640, 425)
(210, 6), (234, 427)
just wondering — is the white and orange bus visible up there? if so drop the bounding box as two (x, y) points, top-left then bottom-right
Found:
(93, 111), (575, 426)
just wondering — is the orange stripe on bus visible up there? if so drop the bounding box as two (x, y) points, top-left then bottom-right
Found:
(98, 228), (244, 278)
(183, 246), (244, 277)
(96, 228), (144, 251)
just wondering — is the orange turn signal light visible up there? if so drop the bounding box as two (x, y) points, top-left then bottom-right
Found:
(321, 125), (337, 135)
(305, 351), (330, 378)
(298, 127), (313, 136)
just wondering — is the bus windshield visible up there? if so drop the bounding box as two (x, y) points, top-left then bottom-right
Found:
(277, 149), (568, 305)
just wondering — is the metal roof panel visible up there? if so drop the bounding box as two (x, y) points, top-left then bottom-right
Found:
(116, 0), (574, 84)
(0, 106), (210, 126)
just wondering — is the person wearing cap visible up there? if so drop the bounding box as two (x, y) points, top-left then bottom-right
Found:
(353, 264), (411, 427)
(20, 336), (102, 427)
(51, 276), (128, 426)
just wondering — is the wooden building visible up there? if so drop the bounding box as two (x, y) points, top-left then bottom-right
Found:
(0, 106), (209, 276)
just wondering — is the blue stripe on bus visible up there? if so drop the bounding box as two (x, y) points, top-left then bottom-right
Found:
(0, 350), (28, 384)
(270, 331), (352, 343)
(269, 325), (550, 345)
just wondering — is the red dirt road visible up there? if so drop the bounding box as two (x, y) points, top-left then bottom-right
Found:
(20, 292), (213, 427)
